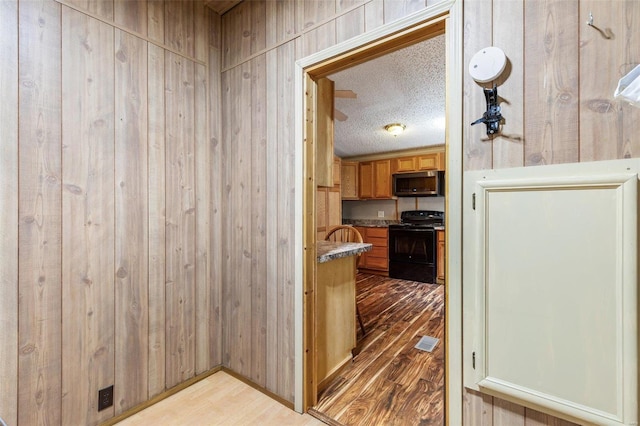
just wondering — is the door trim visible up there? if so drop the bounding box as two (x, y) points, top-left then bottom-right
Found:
(294, 2), (463, 424)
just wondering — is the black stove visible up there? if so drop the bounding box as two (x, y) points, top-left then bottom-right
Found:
(388, 210), (444, 283)
(390, 210), (444, 228)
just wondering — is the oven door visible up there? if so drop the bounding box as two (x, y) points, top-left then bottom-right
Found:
(388, 227), (436, 263)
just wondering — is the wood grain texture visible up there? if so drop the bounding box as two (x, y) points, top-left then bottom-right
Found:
(265, 47), (280, 396)
(61, 7), (115, 424)
(114, 0), (148, 35)
(493, 397), (525, 426)
(303, 0), (336, 30)
(523, 0), (579, 166)
(313, 274), (445, 425)
(165, 0), (195, 57)
(383, 0), (425, 24)
(147, 0), (165, 44)
(208, 9), (223, 368)
(463, 0), (493, 171)
(0, 1), (18, 424)
(492, 0), (524, 169)
(265, 0), (298, 47)
(164, 51), (197, 389)
(221, 1), (252, 69)
(64, 0), (114, 20)
(147, 43), (167, 398)
(463, 388), (494, 425)
(251, 53), (268, 386)
(17, 1), (62, 424)
(336, 6), (365, 44)
(193, 0), (208, 63)
(115, 29), (149, 414)
(194, 61), (213, 375)
(364, 0), (384, 31)
(579, 0), (640, 161)
(302, 20), (337, 59)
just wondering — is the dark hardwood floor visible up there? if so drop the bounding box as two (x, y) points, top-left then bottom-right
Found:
(311, 273), (445, 425)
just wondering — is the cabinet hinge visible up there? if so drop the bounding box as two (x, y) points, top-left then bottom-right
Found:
(472, 193), (476, 210)
(472, 351), (476, 369)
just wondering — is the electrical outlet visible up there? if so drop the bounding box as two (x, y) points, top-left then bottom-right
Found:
(377, 210), (385, 218)
(98, 385), (114, 411)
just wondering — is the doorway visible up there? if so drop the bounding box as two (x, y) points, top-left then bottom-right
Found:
(296, 2), (464, 424)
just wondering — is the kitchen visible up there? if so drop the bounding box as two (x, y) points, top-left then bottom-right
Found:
(312, 34), (448, 424)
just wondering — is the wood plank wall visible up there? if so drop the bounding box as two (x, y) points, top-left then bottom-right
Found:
(0, 1), (221, 425)
(218, 0), (450, 406)
(463, 0), (640, 424)
(218, 0), (640, 423)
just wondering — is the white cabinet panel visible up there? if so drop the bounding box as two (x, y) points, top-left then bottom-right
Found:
(463, 160), (638, 426)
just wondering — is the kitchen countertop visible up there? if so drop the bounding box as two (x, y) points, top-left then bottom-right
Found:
(317, 240), (372, 263)
(342, 219), (399, 227)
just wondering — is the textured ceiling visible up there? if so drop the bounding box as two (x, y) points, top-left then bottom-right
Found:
(329, 34), (446, 158)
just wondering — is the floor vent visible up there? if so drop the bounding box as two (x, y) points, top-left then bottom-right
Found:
(415, 335), (439, 352)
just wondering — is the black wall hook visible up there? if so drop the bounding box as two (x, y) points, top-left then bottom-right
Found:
(471, 85), (503, 136)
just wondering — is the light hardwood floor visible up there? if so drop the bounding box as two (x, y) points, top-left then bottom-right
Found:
(116, 372), (324, 425)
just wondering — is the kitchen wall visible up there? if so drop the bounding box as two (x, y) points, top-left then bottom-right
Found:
(0, 1), (221, 425)
(342, 197), (445, 220)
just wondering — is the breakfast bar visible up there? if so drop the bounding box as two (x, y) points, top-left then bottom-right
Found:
(316, 240), (372, 393)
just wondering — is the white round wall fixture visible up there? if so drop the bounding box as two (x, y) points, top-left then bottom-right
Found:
(469, 46), (507, 83)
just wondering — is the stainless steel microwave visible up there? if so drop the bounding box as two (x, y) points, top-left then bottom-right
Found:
(392, 171), (444, 197)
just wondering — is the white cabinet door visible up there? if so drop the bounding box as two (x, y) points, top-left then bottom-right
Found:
(463, 159), (638, 426)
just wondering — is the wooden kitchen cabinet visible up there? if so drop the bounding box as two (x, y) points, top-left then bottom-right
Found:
(359, 160), (392, 199)
(341, 161), (359, 199)
(437, 229), (445, 282)
(317, 186), (341, 240)
(392, 151), (444, 174)
(355, 226), (388, 274)
(333, 156), (341, 186)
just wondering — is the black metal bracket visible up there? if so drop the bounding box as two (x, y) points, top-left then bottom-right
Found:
(471, 85), (503, 136)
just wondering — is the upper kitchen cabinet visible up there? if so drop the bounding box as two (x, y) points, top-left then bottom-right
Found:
(392, 151), (444, 173)
(341, 161), (359, 200)
(359, 160), (393, 199)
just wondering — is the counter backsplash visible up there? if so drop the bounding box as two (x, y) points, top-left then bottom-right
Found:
(342, 218), (399, 227)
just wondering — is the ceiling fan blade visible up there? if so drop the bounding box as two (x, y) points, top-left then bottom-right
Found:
(335, 90), (357, 99)
(334, 108), (348, 122)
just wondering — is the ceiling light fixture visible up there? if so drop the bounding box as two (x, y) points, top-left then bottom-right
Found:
(384, 123), (406, 136)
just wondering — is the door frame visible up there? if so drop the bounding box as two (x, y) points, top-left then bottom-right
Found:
(293, 1), (464, 424)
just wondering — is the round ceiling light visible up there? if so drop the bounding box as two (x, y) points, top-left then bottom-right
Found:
(384, 123), (406, 136)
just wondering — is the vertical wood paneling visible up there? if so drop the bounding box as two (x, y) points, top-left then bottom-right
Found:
(164, 51), (196, 389)
(208, 9), (223, 368)
(61, 7), (115, 424)
(277, 40), (296, 400)
(303, 0), (335, 30)
(114, 29), (149, 414)
(147, 0), (165, 44)
(220, 68), (232, 370)
(65, 0), (114, 20)
(194, 0), (208, 63)
(493, 397), (525, 425)
(114, 0), (148, 35)
(265, 47), (279, 394)
(383, 0), (425, 24)
(194, 61), (212, 374)
(579, 0), (640, 161)
(302, 21), (336, 59)
(221, 1), (253, 69)
(0, 1), (18, 424)
(463, 0), (493, 171)
(364, 0), (384, 31)
(524, 0), (579, 166)
(336, 7), (365, 44)
(251, 54), (268, 386)
(492, 0), (524, 169)
(251, 1), (267, 56)
(463, 389), (494, 425)
(524, 408), (579, 426)
(266, 0), (297, 47)
(147, 43), (166, 397)
(17, 1), (62, 424)
(165, 0), (195, 58)
(231, 60), (253, 379)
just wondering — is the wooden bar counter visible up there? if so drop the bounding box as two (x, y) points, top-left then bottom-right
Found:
(316, 241), (372, 393)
